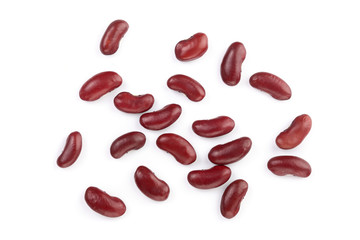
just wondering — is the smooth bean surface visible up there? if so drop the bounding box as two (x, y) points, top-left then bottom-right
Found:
(134, 166), (170, 201)
(192, 116), (235, 138)
(114, 92), (154, 113)
(267, 155), (311, 177)
(100, 20), (129, 55)
(221, 179), (248, 219)
(57, 131), (82, 168)
(140, 104), (181, 130)
(175, 32), (208, 61)
(220, 42), (246, 86)
(167, 74), (205, 102)
(187, 166), (231, 189)
(110, 131), (146, 159)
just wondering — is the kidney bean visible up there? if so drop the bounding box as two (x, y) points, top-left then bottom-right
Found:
(139, 104), (181, 130)
(175, 32), (208, 61)
(114, 92), (154, 113)
(192, 116), (234, 138)
(84, 186), (126, 217)
(267, 155), (311, 177)
(110, 131), (146, 159)
(249, 72), (292, 100)
(167, 74), (205, 102)
(134, 166), (170, 201)
(221, 179), (248, 219)
(208, 137), (252, 165)
(276, 114), (312, 149)
(57, 131), (82, 168)
(100, 20), (129, 55)
(220, 42), (246, 86)
(187, 166), (231, 189)
(79, 71), (122, 101)
(156, 133), (196, 165)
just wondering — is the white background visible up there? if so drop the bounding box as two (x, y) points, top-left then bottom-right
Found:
(1, 0), (359, 239)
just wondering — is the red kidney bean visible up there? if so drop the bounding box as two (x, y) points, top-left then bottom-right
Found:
(249, 72), (292, 100)
(192, 116), (234, 138)
(79, 71), (122, 101)
(100, 20), (129, 55)
(220, 42), (246, 86)
(276, 114), (312, 149)
(57, 131), (82, 168)
(167, 74), (205, 102)
(187, 166), (231, 189)
(139, 104), (181, 130)
(134, 166), (170, 201)
(85, 186), (126, 217)
(208, 137), (252, 165)
(110, 131), (146, 159)
(221, 179), (248, 219)
(156, 133), (196, 165)
(175, 32), (208, 61)
(114, 92), (154, 113)
(267, 155), (311, 177)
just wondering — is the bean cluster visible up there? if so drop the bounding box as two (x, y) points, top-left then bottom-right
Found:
(57, 19), (312, 219)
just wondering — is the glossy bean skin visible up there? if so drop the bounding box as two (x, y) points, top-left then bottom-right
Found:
(79, 71), (122, 101)
(187, 166), (231, 189)
(156, 133), (196, 165)
(249, 72), (292, 100)
(192, 116), (235, 138)
(276, 114), (312, 149)
(110, 131), (146, 159)
(267, 156), (311, 177)
(100, 20), (129, 55)
(134, 166), (170, 201)
(208, 137), (252, 165)
(220, 42), (246, 86)
(114, 92), (154, 113)
(139, 104), (182, 130)
(84, 186), (126, 217)
(57, 131), (82, 168)
(175, 33), (208, 61)
(167, 74), (205, 102)
(221, 179), (248, 219)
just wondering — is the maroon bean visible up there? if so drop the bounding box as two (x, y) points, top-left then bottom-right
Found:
(84, 186), (126, 217)
(192, 116), (235, 138)
(175, 32), (208, 61)
(187, 166), (231, 189)
(110, 131), (146, 159)
(208, 137), (252, 165)
(139, 104), (181, 130)
(167, 74), (205, 102)
(57, 131), (82, 168)
(267, 156), (311, 177)
(220, 179), (248, 219)
(220, 42), (246, 86)
(79, 71), (122, 101)
(114, 92), (154, 113)
(100, 20), (129, 55)
(249, 72), (292, 100)
(156, 133), (196, 165)
(134, 166), (170, 201)
(276, 114), (312, 149)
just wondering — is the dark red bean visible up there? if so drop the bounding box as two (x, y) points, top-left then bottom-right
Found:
(187, 166), (231, 189)
(267, 156), (311, 177)
(114, 92), (154, 113)
(156, 133), (196, 165)
(100, 20), (129, 55)
(84, 186), (126, 217)
(110, 131), (146, 159)
(192, 116), (234, 138)
(276, 114), (312, 149)
(221, 179), (248, 219)
(57, 131), (82, 168)
(175, 32), (208, 61)
(220, 42), (246, 86)
(139, 104), (181, 130)
(167, 74), (205, 102)
(208, 137), (252, 165)
(79, 71), (122, 101)
(134, 166), (170, 201)
(249, 72), (292, 100)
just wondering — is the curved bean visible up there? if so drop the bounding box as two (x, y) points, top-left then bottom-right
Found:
(220, 42), (246, 86)
(267, 155), (311, 177)
(175, 32), (208, 61)
(114, 92), (154, 113)
(167, 74), (205, 102)
(100, 20), (129, 55)
(139, 104), (181, 130)
(192, 116), (235, 138)
(57, 131), (82, 168)
(187, 166), (231, 189)
(220, 179), (248, 219)
(110, 131), (146, 159)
